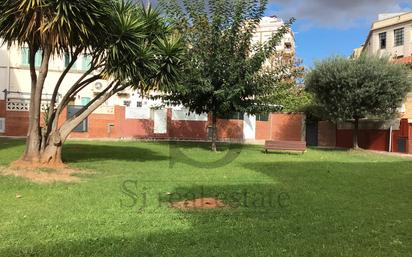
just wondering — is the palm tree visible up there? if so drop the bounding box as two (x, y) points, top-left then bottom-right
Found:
(0, 0), (184, 167)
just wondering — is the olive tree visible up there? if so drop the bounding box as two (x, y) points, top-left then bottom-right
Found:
(306, 55), (412, 149)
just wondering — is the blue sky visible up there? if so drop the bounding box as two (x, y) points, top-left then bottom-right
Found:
(265, 0), (412, 67)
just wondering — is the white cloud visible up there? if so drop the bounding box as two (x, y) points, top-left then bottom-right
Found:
(269, 0), (411, 29)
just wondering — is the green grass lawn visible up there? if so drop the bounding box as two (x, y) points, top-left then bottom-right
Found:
(0, 138), (411, 257)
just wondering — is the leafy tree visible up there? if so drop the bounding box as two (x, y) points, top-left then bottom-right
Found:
(256, 58), (312, 112)
(159, 0), (294, 151)
(0, 0), (184, 166)
(306, 55), (412, 149)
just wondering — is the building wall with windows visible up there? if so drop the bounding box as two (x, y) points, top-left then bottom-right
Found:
(0, 17), (297, 142)
(252, 16), (296, 67)
(0, 16), (295, 112)
(357, 12), (412, 120)
(362, 12), (412, 59)
(0, 41), (155, 110)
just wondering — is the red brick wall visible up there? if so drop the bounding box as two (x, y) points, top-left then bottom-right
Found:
(1, 105), (305, 143)
(0, 100), (5, 117)
(69, 113), (117, 139)
(5, 111), (30, 136)
(336, 129), (390, 151)
(318, 121), (336, 147)
(113, 106), (153, 138)
(216, 119), (243, 140)
(256, 120), (270, 140)
(269, 113), (304, 141)
(170, 120), (208, 140)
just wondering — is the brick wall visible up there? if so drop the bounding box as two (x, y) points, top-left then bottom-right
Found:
(318, 121), (336, 147)
(216, 119), (244, 140)
(255, 120), (270, 140)
(1, 105), (305, 143)
(0, 100), (5, 117)
(113, 106), (153, 138)
(269, 113), (304, 141)
(170, 120), (208, 140)
(5, 111), (29, 136)
(336, 129), (390, 151)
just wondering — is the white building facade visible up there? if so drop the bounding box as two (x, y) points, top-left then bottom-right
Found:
(0, 16), (296, 140)
(362, 12), (412, 59)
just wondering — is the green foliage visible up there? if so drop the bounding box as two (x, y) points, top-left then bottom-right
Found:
(100, 2), (185, 91)
(158, 0), (294, 117)
(269, 83), (313, 112)
(306, 55), (412, 121)
(254, 61), (313, 112)
(0, 0), (109, 53)
(0, 0), (185, 92)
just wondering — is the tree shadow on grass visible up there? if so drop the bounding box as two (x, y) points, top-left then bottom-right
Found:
(155, 140), (245, 151)
(0, 184), (296, 257)
(2, 180), (411, 257)
(0, 138), (25, 150)
(62, 143), (169, 163)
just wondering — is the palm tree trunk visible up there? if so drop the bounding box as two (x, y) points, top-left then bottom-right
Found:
(37, 82), (124, 166)
(22, 47), (52, 163)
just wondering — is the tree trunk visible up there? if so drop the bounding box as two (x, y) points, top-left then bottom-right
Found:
(353, 118), (360, 150)
(22, 46), (52, 163)
(211, 112), (217, 152)
(39, 131), (64, 167)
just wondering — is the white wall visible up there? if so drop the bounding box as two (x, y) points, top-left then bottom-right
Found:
(364, 20), (412, 58)
(0, 43), (152, 107)
(243, 114), (256, 140)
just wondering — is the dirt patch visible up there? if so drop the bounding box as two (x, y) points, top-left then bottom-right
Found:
(171, 197), (226, 209)
(11, 160), (67, 170)
(0, 166), (90, 183)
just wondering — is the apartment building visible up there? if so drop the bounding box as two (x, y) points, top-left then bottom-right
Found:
(0, 16), (296, 141)
(252, 16), (295, 67)
(362, 12), (412, 61)
(360, 12), (412, 121)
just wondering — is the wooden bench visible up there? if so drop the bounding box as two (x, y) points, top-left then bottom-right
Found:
(264, 140), (306, 154)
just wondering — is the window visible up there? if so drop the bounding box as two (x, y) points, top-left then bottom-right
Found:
(284, 42), (292, 49)
(64, 53), (71, 68)
(394, 28), (404, 46)
(67, 106), (88, 132)
(136, 101), (143, 107)
(21, 48), (29, 66)
(379, 32), (386, 49)
(81, 54), (92, 71)
(220, 112), (243, 120)
(123, 101), (131, 107)
(256, 113), (269, 121)
(21, 48), (42, 67)
(80, 97), (91, 106)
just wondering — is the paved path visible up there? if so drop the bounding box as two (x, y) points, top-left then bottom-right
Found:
(366, 150), (412, 159)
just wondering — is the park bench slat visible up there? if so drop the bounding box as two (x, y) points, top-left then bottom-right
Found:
(264, 140), (306, 153)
